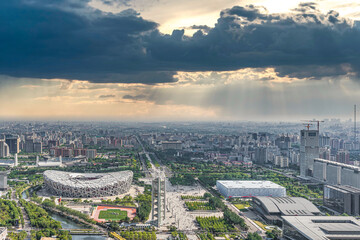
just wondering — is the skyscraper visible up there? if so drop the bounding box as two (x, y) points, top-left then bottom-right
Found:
(300, 129), (319, 177)
(254, 147), (268, 164)
(5, 135), (20, 154)
(0, 140), (9, 158)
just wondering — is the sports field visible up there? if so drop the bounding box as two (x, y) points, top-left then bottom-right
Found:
(98, 209), (127, 221)
(91, 206), (137, 222)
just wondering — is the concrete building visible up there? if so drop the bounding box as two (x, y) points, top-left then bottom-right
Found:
(216, 180), (286, 198)
(274, 156), (289, 168)
(161, 141), (182, 150)
(282, 216), (360, 240)
(0, 172), (7, 191)
(33, 142), (42, 153)
(300, 129), (319, 177)
(253, 196), (320, 225)
(0, 140), (9, 158)
(5, 135), (20, 154)
(324, 185), (360, 215)
(254, 147), (267, 164)
(86, 149), (97, 159)
(0, 227), (7, 240)
(313, 158), (360, 189)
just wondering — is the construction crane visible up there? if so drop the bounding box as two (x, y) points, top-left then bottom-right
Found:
(303, 123), (313, 130)
(301, 120), (324, 131)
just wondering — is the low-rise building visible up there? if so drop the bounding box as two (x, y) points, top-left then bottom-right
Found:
(253, 196), (320, 225)
(216, 180), (286, 198)
(324, 185), (360, 215)
(282, 216), (360, 240)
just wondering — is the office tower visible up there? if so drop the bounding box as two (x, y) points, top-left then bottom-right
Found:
(5, 135), (20, 154)
(33, 142), (42, 153)
(319, 135), (330, 147)
(86, 149), (97, 159)
(336, 150), (350, 164)
(25, 138), (34, 153)
(254, 147), (268, 164)
(319, 147), (331, 160)
(300, 129), (319, 177)
(275, 156), (289, 168)
(0, 140), (9, 158)
(0, 172), (7, 190)
(275, 135), (291, 150)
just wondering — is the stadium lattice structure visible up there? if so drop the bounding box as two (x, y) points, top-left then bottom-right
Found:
(43, 170), (133, 198)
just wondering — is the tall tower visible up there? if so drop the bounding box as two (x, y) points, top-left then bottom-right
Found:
(151, 176), (166, 227)
(14, 154), (18, 167)
(300, 129), (319, 177)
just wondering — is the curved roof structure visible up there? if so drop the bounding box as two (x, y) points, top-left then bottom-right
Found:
(43, 170), (133, 198)
(254, 196), (320, 216)
(44, 170), (132, 188)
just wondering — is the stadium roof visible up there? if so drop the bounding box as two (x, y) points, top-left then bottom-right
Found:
(254, 196), (320, 216)
(282, 216), (360, 240)
(217, 180), (285, 189)
(44, 170), (133, 188)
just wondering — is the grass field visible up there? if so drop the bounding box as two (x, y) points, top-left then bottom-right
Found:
(233, 203), (250, 210)
(98, 209), (127, 221)
(254, 220), (267, 230)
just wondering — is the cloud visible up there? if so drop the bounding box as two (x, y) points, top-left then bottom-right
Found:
(1, 1), (360, 83)
(98, 94), (116, 98)
(122, 94), (148, 101)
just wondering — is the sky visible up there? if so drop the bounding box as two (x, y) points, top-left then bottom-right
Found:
(1, 0), (360, 121)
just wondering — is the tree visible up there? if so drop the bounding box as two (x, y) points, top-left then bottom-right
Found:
(246, 233), (262, 240)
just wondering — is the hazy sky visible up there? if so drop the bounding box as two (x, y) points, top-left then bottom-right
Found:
(1, 0), (360, 121)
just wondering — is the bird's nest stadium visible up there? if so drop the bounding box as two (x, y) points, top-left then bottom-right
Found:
(43, 170), (133, 198)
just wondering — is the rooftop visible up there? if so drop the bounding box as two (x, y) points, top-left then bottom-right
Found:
(314, 158), (360, 171)
(217, 180), (285, 189)
(282, 216), (360, 240)
(254, 196), (320, 216)
(44, 170), (133, 188)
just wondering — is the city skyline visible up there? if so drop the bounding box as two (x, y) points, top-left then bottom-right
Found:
(1, 0), (360, 120)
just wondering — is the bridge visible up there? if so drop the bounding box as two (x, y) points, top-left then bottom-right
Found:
(61, 229), (105, 235)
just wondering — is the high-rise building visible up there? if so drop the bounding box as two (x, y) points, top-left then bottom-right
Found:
(86, 149), (97, 159)
(300, 129), (319, 177)
(254, 147), (267, 164)
(0, 172), (7, 191)
(319, 147), (331, 160)
(5, 135), (20, 154)
(33, 142), (42, 153)
(24, 138), (34, 153)
(336, 150), (350, 164)
(0, 140), (9, 158)
(275, 156), (289, 168)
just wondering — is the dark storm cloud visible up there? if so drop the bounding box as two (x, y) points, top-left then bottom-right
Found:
(146, 3), (360, 79)
(1, 1), (360, 83)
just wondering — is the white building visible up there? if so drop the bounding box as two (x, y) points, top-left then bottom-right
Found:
(216, 180), (286, 198)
